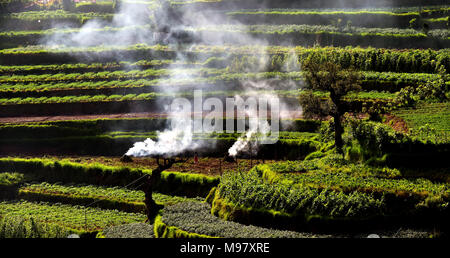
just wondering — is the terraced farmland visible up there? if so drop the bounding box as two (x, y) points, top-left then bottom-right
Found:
(0, 0), (448, 241)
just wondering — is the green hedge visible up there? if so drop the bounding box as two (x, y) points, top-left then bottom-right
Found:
(154, 214), (214, 238)
(0, 158), (219, 197)
(228, 11), (420, 28)
(347, 119), (450, 167)
(212, 156), (449, 231)
(75, 2), (114, 13)
(0, 45), (448, 74)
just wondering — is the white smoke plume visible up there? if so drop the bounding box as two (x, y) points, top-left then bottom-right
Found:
(39, 0), (303, 158)
(125, 114), (199, 157)
(227, 80), (282, 157)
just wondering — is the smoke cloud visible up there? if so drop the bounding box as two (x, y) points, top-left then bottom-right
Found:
(40, 1), (303, 158)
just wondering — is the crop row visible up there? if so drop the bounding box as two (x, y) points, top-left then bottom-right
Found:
(392, 102), (450, 141)
(0, 131), (322, 158)
(0, 158), (220, 197)
(0, 172), (24, 187)
(17, 182), (203, 213)
(0, 89), (398, 106)
(158, 201), (309, 238)
(0, 10), (115, 31)
(262, 160), (450, 199)
(0, 92), (157, 105)
(197, 24), (450, 38)
(0, 200), (146, 234)
(2, 23), (449, 49)
(170, 0), (450, 10)
(0, 25), (152, 49)
(192, 25), (450, 49)
(1, 71), (444, 98)
(0, 60), (186, 75)
(0, 67), (226, 84)
(217, 155), (449, 222)
(0, 117), (323, 136)
(226, 9), (449, 29)
(1, 44), (448, 74)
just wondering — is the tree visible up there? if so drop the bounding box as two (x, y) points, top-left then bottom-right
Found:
(142, 156), (187, 221)
(300, 60), (361, 154)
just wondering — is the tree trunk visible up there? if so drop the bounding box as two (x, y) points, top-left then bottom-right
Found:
(333, 114), (344, 155)
(142, 158), (184, 222)
(331, 92), (344, 155)
(143, 165), (164, 222)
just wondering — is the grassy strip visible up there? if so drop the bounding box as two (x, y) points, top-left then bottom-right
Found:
(0, 60), (180, 75)
(0, 214), (73, 238)
(17, 183), (203, 213)
(393, 102), (450, 132)
(0, 200), (146, 236)
(0, 117), (323, 133)
(0, 67), (225, 84)
(0, 10), (114, 30)
(0, 157), (220, 197)
(101, 223), (155, 238)
(0, 71), (444, 95)
(227, 10), (420, 28)
(154, 214), (214, 238)
(0, 89), (395, 105)
(0, 92), (156, 105)
(0, 134), (322, 158)
(216, 155), (449, 224)
(0, 44), (448, 74)
(160, 201), (323, 238)
(260, 164), (449, 201)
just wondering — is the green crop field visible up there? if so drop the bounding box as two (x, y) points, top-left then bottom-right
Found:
(0, 0), (448, 245)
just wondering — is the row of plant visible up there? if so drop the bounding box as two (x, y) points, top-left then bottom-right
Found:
(1, 44), (448, 74)
(170, 0), (450, 11)
(0, 88), (399, 106)
(259, 157), (449, 200)
(0, 60), (188, 75)
(0, 172), (25, 186)
(0, 158), (220, 197)
(0, 214), (73, 238)
(100, 223), (155, 238)
(6, 23), (444, 48)
(193, 25), (450, 49)
(0, 200), (146, 235)
(0, 67), (227, 84)
(2, 71), (445, 96)
(0, 117), (323, 137)
(0, 10), (115, 31)
(227, 10), (427, 28)
(0, 24), (151, 47)
(393, 102), (450, 133)
(0, 92), (157, 105)
(16, 182), (203, 213)
(155, 201), (314, 238)
(193, 24), (450, 38)
(0, 131), (322, 158)
(211, 155), (449, 231)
